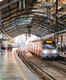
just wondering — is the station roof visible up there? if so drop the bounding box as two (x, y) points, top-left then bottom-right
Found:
(0, 0), (66, 38)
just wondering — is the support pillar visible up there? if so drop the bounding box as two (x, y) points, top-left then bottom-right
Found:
(57, 34), (59, 44)
(19, 0), (22, 10)
(23, 0), (26, 8)
(0, 10), (2, 26)
(61, 35), (63, 51)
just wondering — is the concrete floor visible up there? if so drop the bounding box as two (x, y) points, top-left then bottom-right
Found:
(0, 51), (40, 80)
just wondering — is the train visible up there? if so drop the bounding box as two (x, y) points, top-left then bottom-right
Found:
(12, 39), (59, 58)
(27, 40), (59, 58)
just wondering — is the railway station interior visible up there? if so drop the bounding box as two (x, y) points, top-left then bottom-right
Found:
(0, 0), (66, 80)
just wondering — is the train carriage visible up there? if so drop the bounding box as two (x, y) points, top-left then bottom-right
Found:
(27, 40), (59, 58)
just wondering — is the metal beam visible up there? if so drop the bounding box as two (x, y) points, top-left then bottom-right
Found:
(0, 0), (21, 10)
(0, 27), (12, 39)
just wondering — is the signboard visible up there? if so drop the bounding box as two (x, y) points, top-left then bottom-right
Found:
(46, 40), (53, 44)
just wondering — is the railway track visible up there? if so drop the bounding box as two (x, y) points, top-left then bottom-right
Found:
(19, 54), (56, 80)
(40, 57), (66, 74)
(40, 60), (66, 74)
(57, 57), (66, 65)
(18, 53), (66, 80)
(58, 60), (66, 65)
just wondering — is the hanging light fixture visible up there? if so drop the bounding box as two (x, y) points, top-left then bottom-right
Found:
(0, 0), (3, 2)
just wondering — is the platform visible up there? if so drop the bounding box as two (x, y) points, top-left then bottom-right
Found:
(0, 51), (40, 80)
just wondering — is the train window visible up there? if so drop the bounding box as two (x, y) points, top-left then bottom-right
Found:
(42, 40), (56, 49)
(43, 44), (56, 49)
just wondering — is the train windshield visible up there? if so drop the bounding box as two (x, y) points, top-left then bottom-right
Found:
(43, 44), (56, 49)
(43, 40), (56, 49)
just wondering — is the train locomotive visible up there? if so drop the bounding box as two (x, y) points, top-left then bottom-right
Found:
(41, 40), (59, 58)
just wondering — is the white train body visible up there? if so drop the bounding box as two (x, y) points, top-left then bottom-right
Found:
(27, 40), (59, 58)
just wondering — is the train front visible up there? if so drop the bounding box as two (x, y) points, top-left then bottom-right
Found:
(41, 40), (59, 58)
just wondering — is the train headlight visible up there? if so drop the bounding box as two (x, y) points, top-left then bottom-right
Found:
(43, 49), (48, 54)
(53, 50), (57, 53)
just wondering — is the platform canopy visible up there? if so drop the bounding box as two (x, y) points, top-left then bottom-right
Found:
(0, 0), (66, 38)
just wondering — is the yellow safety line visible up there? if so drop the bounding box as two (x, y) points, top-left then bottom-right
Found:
(14, 54), (28, 80)
(16, 64), (27, 80)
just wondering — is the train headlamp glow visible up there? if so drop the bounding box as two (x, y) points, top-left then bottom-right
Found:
(43, 49), (48, 54)
(52, 50), (57, 53)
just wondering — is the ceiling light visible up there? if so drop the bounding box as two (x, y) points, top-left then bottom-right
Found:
(0, 0), (3, 2)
